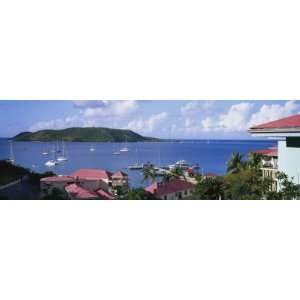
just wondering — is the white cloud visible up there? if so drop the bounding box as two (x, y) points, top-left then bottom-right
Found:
(217, 102), (254, 132)
(126, 112), (168, 134)
(181, 100), (216, 115)
(29, 100), (139, 132)
(248, 100), (299, 127)
(81, 100), (138, 118)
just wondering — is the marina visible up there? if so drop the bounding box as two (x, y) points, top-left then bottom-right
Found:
(0, 139), (276, 188)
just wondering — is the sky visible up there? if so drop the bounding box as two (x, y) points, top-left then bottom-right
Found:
(0, 100), (299, 139)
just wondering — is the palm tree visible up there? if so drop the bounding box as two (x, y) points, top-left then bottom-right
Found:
(247, 152), (262, 169)
(226, 152), (244, 174)
(162, 166), (186, 182)
(142, 166), (156, 183)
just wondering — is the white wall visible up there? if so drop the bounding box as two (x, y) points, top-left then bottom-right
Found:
(278, 140), (300, 185)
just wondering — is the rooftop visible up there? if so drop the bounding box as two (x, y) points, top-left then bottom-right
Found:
(71, 169), (112, 180)
(145, 179), (194, 197)
(254, 148), (278, 157)
(96, 189), (114, 200)
(65, 183), (99, 199)
(112, 171), (128, 178)
(41, 175), (74, 182)
(249, 114), (300, 136)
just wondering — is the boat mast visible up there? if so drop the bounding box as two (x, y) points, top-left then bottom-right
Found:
(10, 141), (14, 162)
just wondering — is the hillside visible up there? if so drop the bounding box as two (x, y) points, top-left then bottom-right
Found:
(13, 127), (161, 142)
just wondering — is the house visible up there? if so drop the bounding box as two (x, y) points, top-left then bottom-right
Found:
(249, 114), (300, 189)
(40, 175), (75, 194)
(40, 168), (128, 199)
(253, 148), (278, 191)
(70, 169), (112, 192)
(145, 179), (195, 200)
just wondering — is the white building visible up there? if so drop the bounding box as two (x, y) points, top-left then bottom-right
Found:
(249, 114), (300, 188)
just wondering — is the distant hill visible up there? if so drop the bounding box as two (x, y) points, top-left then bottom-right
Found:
(13, 127), (161, 142)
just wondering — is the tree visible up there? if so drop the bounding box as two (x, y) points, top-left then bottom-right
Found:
(116, 187), (157, 200)
(247, 152), (262, 170)
(126, 188), (158, 200)
(162, 166), (186, 182)
(226, 152), (245, 174)
(192, 175), (225, 200)
(224, 168), (272, 200)
(142, 166), (156, 183)
(276, 172), (300, 200)
(42, 188), (69, 200)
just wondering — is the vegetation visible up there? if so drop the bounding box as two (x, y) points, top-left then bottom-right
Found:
(41, 187), (69, 200)
(162, 166), (186, 182)
(192, 152), (300, 200)
(0, 160), (29, 185)
(142, 166), (157, 183)
(116, 187), (157, 200)
(13, 127), (161, 142)
(192, 175), (225, 200)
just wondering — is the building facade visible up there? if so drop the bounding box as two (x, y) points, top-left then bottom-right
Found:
(249, 114), (300, 189)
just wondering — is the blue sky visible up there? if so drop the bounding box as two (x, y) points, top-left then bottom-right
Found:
(0, 100), (299, 139)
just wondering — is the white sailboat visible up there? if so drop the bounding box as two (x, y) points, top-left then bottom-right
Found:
(42, 143), (49, 155)
(112, 144), (120, 155)
(120, 137), (129, 152)
(57, 141), (68, 162)
(128, 147), (143, 169)
(45, 144), (57, 167)
(8, 141), (15, 163)
(89, 144), (95, 152)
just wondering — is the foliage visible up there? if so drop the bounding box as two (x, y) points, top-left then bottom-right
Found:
(28, 171), (56, 186)
(192, 175), (225, 200)
(0, 160), (29, 185)
(162, 167), (186, 182)
(116, 187), (157, 200)
(226, 152), (245, 174)
(142, 166), (157, 183)
(42, 187), (69, 200)
(276, 172), (300, 200)
(224, 168), (272, 200)
(247, 152), (263, 170)
(13, 127), (161, 142)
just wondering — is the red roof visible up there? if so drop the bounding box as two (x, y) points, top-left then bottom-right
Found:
(254, 148), (278, 157)
(145, 179), (195, 197)
(112, 171), (128, 178)
(41, 175), (74, 182)
(203, 172), (217, 177)
(71, 169), (112, 180)
(96, 189), (114, 200)
(251, 114), (300, 130)
(65, 183), (98, 199)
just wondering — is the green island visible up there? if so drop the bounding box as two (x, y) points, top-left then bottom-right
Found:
(13, 127), (162, 142)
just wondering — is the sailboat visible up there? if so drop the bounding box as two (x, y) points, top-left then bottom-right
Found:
(128, 147), (143, 169)
(8, 141), (15, 163)
(45, 144), (58, 167)
(57, 140), (68, 162)
(42, 143), (49, 155)
(89, 144), (95, 152)
(120, 137), (129, 152)
(56, 140), (62, 153)
(112, 144), (120, 155)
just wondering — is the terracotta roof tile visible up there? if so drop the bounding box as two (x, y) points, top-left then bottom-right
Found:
(65, 183), (99, 199)
(71, 169), (112, 180)
(250, 114), (300, 130)
(145, 179), (194, 197)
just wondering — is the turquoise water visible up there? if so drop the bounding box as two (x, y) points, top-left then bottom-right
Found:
(0, 139), (276, 187)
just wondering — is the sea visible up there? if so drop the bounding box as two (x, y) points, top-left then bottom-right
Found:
(0, 139), (277, 188)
